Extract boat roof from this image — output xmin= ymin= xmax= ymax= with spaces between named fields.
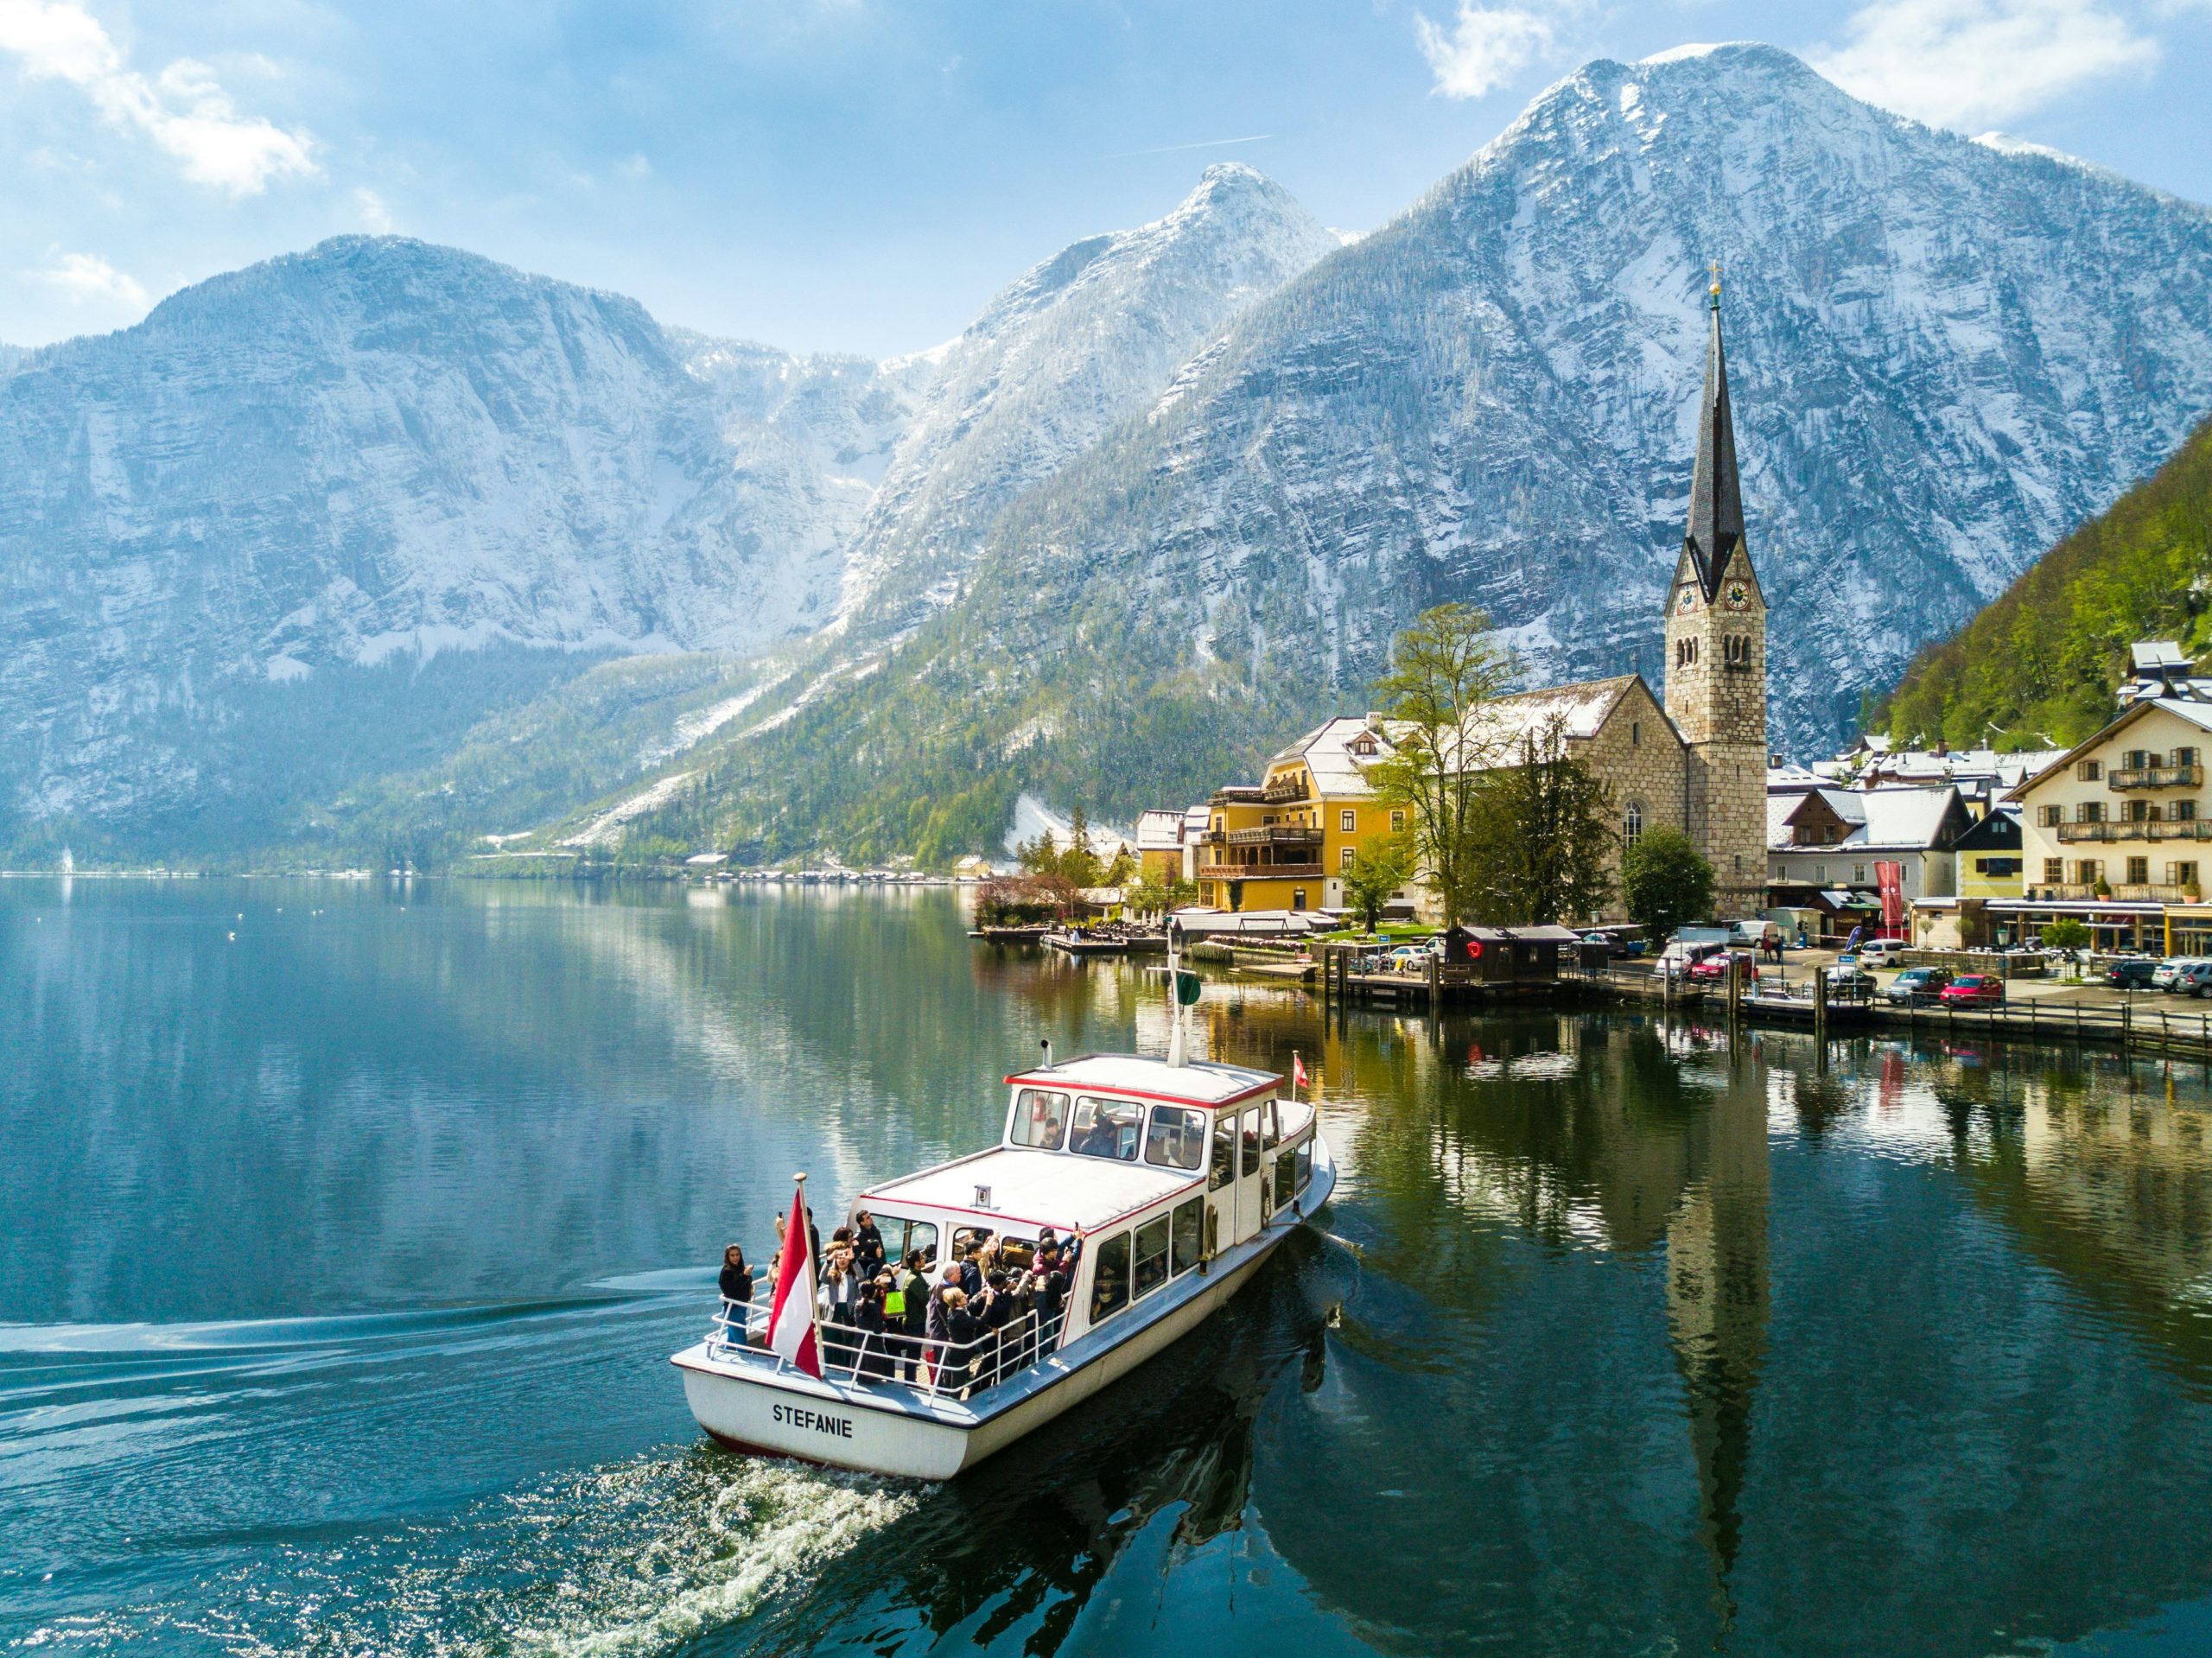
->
xmin=1001 ymin=1054 xmax=1280 ymax=1109
xmin=862 ymin=1146 xmax=1198 ymax=1233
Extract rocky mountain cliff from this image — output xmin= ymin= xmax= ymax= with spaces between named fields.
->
xmin=838 ymin=163 xmax=1341 ymax=626
xmin=0 ymin=237 xmax=924 ymax=836
xmin=666 ymin=42 xmax=2212 ymax=863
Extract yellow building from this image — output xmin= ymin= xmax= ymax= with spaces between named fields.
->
xmin=1194 ymin=717 xmax=1414 ymax=913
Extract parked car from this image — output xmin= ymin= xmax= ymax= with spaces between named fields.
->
xmin=1688 ymin=950 xmax=1758 ymax=983
xmin=2105 ymin=958 xmax=2159 ymax=991
xmin=1939 ymin=974 xmax=2005 ymax=1006
xmin=2176 ymin=962 xmax=2212 ymax=999
xmin=1827 ymin=954 xmax=1865 ymax=981
xmin=1382 ymin=943 xmax=1438 ymax=973
xmin=1858 ymin=937 xmax=1909 ymax=967
xmin=2156 ymin=958 xmax=2202 ymax=992
xmin=1886 ymin=967 xmax=1955 ymax=1005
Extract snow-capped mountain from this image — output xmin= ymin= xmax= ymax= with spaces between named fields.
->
xmin=839 ymin=163 xmax=1339 ymax=624
xmin=675 ymin=42 xmax=2212 ymax=858
xmin=0 ymin=237 xmax=926 ymax=825
xmin=13 ymin=41 xmax=2212 ymax=863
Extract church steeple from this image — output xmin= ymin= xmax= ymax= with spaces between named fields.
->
xmin=1683 ymin=264 xmax=1745 ymax=602
xmin=1662 ymin=264 xmax=1767 ymax=916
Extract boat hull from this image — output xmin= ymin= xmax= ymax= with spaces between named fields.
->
xmin=677 ymin=1138 xmax=1336 ymax=1479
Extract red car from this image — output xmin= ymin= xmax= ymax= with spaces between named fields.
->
xmin=1689 ymin=950 xmax=1758 ymax=983
xmin=1939 ymin=974 xmax=2005 ymax=1006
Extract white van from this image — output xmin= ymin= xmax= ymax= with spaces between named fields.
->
xmin=1727 ymin=918 xmax=1781 ymax=951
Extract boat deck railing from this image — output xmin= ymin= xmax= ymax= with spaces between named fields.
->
xmin=705 ymin=1289 xmax=1065 ymax=1404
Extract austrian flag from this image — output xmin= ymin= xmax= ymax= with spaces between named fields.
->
xmin=766 ymin=1181 xmax=822 ymax=1378
xmin=1292 ymin=1051 xmax=1308 ymax=1093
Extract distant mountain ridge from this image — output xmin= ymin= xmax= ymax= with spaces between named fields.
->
xmin=0 ymin=235 xmax=926 ymax=836
xmin=8 ymin=41 xmax=2212 ymax=867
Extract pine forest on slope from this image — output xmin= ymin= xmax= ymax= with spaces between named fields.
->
xmin=1878 ymin=414 xmax=2212 ymax=752
xmin=4 ymin=43 xmax=2212 ymax=868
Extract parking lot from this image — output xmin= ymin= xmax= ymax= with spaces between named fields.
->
xmin=1641 ymin=947 xmax=2186 ymax=1013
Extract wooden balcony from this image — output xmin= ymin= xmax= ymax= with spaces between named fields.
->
xmin=1197 ymin=861 xmax=1326 ymax=882
xmin=2054 ymin=819 xmax=2212 ymax=842
xmin=2109 ymin=764 xmax=2205 ymax=790
xmin=1260 ymin=776 xmax=1309 ymax=804
xmin=1221 ymin=825 xmax=1324 ymax=848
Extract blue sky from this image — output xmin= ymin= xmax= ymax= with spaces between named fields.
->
xmin=3 ymin=0 xmax=2209 ymax=355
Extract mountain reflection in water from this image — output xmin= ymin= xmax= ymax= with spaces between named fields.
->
xmin=3 ymin=881 xmax=2212 ymax=1657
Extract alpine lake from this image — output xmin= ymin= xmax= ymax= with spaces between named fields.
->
xmin=5 ymin=878 xmax=2212 ymax=1658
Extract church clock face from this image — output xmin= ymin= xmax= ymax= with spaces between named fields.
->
xmin=1724 ymin=580 xmax=1751 ymax=612
xmin=1675 ymin=588 xmax=1697 ymax=613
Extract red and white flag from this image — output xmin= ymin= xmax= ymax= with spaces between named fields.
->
xmin=765 ymin=1182 xmax=821 ymax=1378
xmin=1292 ymin=1051 xmax=1308 ymax=1094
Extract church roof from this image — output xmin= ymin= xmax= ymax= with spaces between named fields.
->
xmin=1441 ymin=674 xmax=1649 ymax=771
xmin=1682 ymin=280 xmax=1746 ymax=602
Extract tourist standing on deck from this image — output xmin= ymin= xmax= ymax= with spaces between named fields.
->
xmin=717 ymin=1245 xmax=753 ymax=1344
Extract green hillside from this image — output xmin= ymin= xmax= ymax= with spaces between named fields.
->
xmin=1878 ymin=414 xmax=2212 ymax=749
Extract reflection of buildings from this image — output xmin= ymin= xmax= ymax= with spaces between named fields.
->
xmin=1961 ymin=1074 xmax=2212 ymax=1380
xmin=1663 ymin=1055 xmax=1770 ymax=1626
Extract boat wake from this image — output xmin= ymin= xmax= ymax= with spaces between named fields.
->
xmin=2 ymin=1293 xmax=918 ymax=1657
xmin=22 ymin=1450 xmax=917 ymax=1658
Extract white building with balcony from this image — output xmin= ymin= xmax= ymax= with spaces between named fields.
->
xmin=1996 ymin=696 xmax=2212 ymax=953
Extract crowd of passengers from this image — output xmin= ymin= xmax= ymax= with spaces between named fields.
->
xmin=715 ymin=1208 xmax=1082 ymax=1398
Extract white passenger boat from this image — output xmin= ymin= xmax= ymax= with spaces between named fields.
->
xmin=672 ymin=1048 xmax=1335 ymax=1479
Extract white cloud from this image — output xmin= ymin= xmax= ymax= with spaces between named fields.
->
xmin=31 ymin=250 xmax=146 ymax=310
xmin=1809 ymin=0 xmax=2158 ymax=130
xmin=353 ymin=186 xmax=392 ymax=232
xmin=1414 ymin=3 xmax=1557 ymax=98
xmin=0 ymin=0 xmax=318 ymax=195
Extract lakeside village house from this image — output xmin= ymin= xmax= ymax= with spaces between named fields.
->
xmin=1144 ymin=274 xmax=1773 ymax=927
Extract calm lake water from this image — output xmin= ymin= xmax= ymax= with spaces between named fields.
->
xmin=5 ymin=880 xmax=2212 ymax=1657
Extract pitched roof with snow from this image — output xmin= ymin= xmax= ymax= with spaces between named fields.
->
xmin=1267 ymin=715 xmax=1395 ymax=797
xmin=1135 ymin=809 xmax=1185 ymax=851
xmin=1769 ymin=785 xmax=1961 ymax=851
xmin=1433 ymin=675 xmax=1653 ymax=772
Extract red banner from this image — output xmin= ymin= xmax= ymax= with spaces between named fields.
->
xmin=1876 ymin=860 xmax=1905 ymax=936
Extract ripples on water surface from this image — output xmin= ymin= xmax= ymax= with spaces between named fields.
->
xmin=3 ymin=880 xmax=2212 ymax=1656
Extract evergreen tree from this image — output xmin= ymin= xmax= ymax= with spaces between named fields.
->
xmin=1465 ymin=716 xmax=1616 ymax=924
xmin=1621 ymin=828 xmax=1715 ymax=943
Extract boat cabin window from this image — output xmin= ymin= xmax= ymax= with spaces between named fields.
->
xmin=1010 ymin=1088 xmax=1070 ymax=1151
xmin=1274 ymin=1149 xmax=1297 ymax=1211
xmin=1262 ymin=1097 xmax=1281 ymax=1152
xmin=1133 ymin=1213 xmax=1172 ymax=1298
xmin=1240 ymin=1107 xmax=1262 ymax=1178
xmin=1089 ymin=1231 xmax=1132 ymax=1324
xmin=1171 ymin=1196 xmax=1204 ymax=1275
xmin=1071 ymin=1096 xmax=1145 ymax=1161
xmin=1294 ymin=1139 xmax=1313 ymax=1196
xmin=1145 ymin=1104 xmax=1207 ymax=1172
xmin=1210 ymin=1115 xmax=1236 ymax=1191
xmin=877 ymin=1217 xmax=939 ymax=1270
